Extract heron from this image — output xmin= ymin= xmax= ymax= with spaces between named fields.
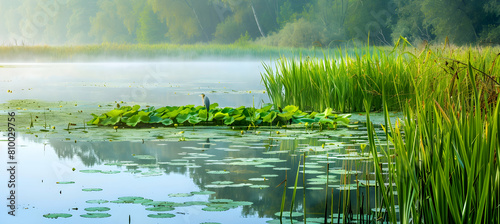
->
xmin=200 ymin=93 xmax=210 ymax=111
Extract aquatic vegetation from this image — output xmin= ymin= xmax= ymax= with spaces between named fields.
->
xmin=364 ymin=54 xmax=500 ymax=223
xmin=262 ymin=42 xmax=500 ymax=113
xmin=147 ymin=213 xmax=176 ymax=218
xmin=56 ymin=181 xmax=75 ymax=184
xmin=43 ymin=213 xmax=72 ymax=219
xmin=80 ymin=213 xmax=111 ymax=218
xmin=82 ymin=188 xmax=103 ymax=192
xmin=85 ymin=199 xmax=109 ymax=204
xmin=84 ymin=207 xmax=110 ymax=212
xmin=88 ymin=104 xmax=350 ymax=128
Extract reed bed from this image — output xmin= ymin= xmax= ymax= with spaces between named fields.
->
xmin=362 ymin=46 xmax=500 ymax=223
xmin=264 ymin=40 xmax=499 ymax=223
xmin=262 ymin=42 xmax=500 ymax=113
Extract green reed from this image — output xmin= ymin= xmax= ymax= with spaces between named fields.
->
xmin=365 ymin=49 xmax=500 ymax=223
xmin=262 ymin=41 xmax=500 ymax=113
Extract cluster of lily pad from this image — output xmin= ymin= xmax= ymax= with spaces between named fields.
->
xmin=88 ymin=104 xmax=351 ymax=127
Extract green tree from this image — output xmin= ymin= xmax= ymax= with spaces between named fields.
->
xmin=136 ymin=5 xmax=168 ymax=44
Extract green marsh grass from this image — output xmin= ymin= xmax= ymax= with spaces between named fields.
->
xmin=364 ymin=48 xmax=500 ymax=223
xmin=262 ymin=43 xmax=500 ymax=113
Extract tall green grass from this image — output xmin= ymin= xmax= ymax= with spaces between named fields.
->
xmin=262 ymin=42 xmax=500 ymax=113
xmin=363 ymin=46 xmax=500 ymax=223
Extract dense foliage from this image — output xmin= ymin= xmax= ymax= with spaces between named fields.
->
xmin=88 ymin=104 xmax=351 ymax=128
xmin=262 ymin=40 xmax=500 ymax=112
xmin=1 ymin=0 xmax=498 ymax=46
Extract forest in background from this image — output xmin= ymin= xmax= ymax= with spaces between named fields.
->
xmin=0 ymin=0 xmax=499 ymax=47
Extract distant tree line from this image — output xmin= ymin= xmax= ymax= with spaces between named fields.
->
xmin=0 ymin=0 xmax=498 ymax=46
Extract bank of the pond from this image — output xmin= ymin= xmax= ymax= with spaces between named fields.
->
xmin=0 ymin=43 xmax=333 ymax=62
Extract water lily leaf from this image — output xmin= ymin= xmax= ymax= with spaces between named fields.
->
xmin=132 ymin=105 xmax=140 ymax=111
xmin=202 ymin=206 xmax=230 ymax=212
xmin=223 ymin=116 xmax=235 ymax=125
xmin=118 ymin=196 xmax=144 ymax=201
xmin=262 ymin=111 xmax=277 ymax=123
xmin=221 ymin=107 xmax=234 ymax=114
xmin=191 ymin=191 xmax=216 ymax=195
xmin=198 ymin=109 xmax=208 ymax=120
xmin=80 ymin=213 xmax=111 ymax=218
xmin=188 ymin=116 xmax=202 ymax=125
xmin=43 ymin=213 xmax=72 ymax=219
xmin=56 ymin=181 xmax=75 ymax=184
xmin=209 ymin=199 xmax=233 ymax=203
xmin=319 ymin=117 xmax=334 ymax=125
xmin=229 ymin=201 xmax=254 ymax=206
xmin=160 ymin=118 xmax=173 ymax=126
xmin=282 ymin=105 xmax=299 ymax=113
xmin=274 ymin=211 xmax=303 ymax=217
xmin=146 ymin=206 xmax=175 ymax=211
xmin=126 ymin=115 xmax=141 ymax=127
xmin=249 ymin=185 xmax=270 ymax=188
xmin=80 ymin=169 xmax=101 ymax=173
xmin=336 ymin=117 xmax=350 ymax=125
xmin=233 ymin=114 xmax=245 ymax=121
xmin=106 ymin=109 xmax=124 ymax=117
xmin=176 ymin=114 xmax=190 ymax=124
xmin=257 ymin=104 xmax=273 ymax=113
xmin=184 ymin=201 xmax=209 ymax=206
xmin=101 ymin=116 xmax=121 ymax=125
xmin=84 ymin=207 xmax=110 ymax=212
xmin=147 ymin=213 xmax=175 ymax=218
xmin=209 ymin=103 xmax=218 ymax=110
xmin=148 ymin=116 xmax=162 ymax=123
xmin=213 ymin=112 xmax=228 ymax=120
xmin=86 ymin=199 xmax=108 ymax=204
xmin=168 ymin=193 xmax=193 ymax=197
xmin=165 ymin=110 xmax=180 ymax=119
xmin=82 ymin=188 xmax=103 ymax=192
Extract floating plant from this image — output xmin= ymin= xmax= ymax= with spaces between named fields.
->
xmin=84 ymin=207 xmax=110 ymax=212
xmin=43 ymin=213 xmax=72 ymax=219
xmin=147 ymin=213 xmax=175 ymax=218
xmin=80 ymin=213 xmax=111 ymax=218
xmin=82 ymin=188 xmax=103 ymax=192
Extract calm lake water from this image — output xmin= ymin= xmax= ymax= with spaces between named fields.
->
xmin=1 ymin=61 xmax=387 ymax=223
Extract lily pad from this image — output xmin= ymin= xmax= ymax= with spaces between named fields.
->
xmin=202 ymin=206 xmax=230 ymax=212
xmin=168 ymin=193 xmax=193 ymax=197
xmin=274 ymin=211 xmax=303 ymax=217
xmin=249 ymin=185 xmax=270 ymax=188
xmin=82 ymin=188 xmax=103 ymax=192
xmin=86 ymin=199 xmax=109 ymax=204
xmin=146 ymin=206 xmax=175 ymax=211
xmin=209 ymin=199 xmax=233 ymax=203
xmin=118 ymin=196 xmax=144 ymax=201
xmin=56 ymin=181 xmax=75 ymax=184
xmin=100 ymin=170 xmax=120 ymax=174
xmin=43 ymin=213 xmax=72 ymax=219
xmin=191 ymin=190 xmax=216 ymax=195
xmin=147 ymin=213 xmax=176 ymax=218
xmin=80 ymin=213 xmax=111 ymax=218
xmin=229 ymin=201 xmax=254 ymax=206
xmin=80 ymin=170 xmax=102 ymax=173
xmin=183 ymin=201 xmax=209 ymax=206
xmin=84 ymin=207 xmax=110 ymax=212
